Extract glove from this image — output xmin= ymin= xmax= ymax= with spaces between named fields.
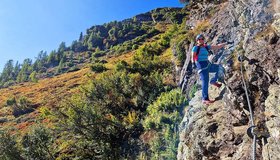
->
xmin=208 ymin=50 xmax=214 ymax=55
xmin=192 ymin=63 xmax=196 ymax=70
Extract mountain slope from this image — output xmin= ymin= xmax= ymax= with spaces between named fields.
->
xmin=0 ymin=7 xmax=186 ymax=158
xmin=1 ymin=1 xmax=278 ymax=159
xmin=0 ymin=7 xmax=187 ymax=88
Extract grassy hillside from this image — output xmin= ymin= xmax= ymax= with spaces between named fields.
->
xmin=0 ymin=51 xmax=140 ymax=130
xmin=0 ymin=7 xmax=196 ymax=159
xmin=0 ymin=8 xmax=187 ymax=88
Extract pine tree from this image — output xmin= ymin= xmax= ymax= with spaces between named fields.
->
xmin=56 ymin=54 xmax=66 ymax=74
xmin=17 ymin=59 xmax=32 ymax=82
xmin=34 ymin=50 xmax=48 ymax=71
xmin=30 ymin=71 xmax=38 ymax=83
xmin=79 ymin=32 xmax=83 ymax=42
xmin=58 ymin=42 xmax=67 ymax=53
xmin=68 ymin=51 xmax=74 ymax=67
xmin=87 ymin=32 xmax=103 ymax=50
xmin=0 ymin=60 xmax=14 ymax=82
xmin=71 ymin=40 xmax=84 ymax=52
xmin=47 ymin=50 xmax=58 ymax=67
xmin=14 ymin=61 xmax=20 ymax=80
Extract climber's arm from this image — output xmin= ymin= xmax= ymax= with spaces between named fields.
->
xmin=191 ymin=46 xmax=198 ymax=63
xmin=211 ymin=42 xmax=227 ymax=51
xmin=191 ymin=51 xmax=197 ymax=69
xmin=191 ymin=51 xmax=195 ymax=63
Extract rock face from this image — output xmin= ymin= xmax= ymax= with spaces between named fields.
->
xmin=178 ymin=87 xmax=258 ymax=159
xmin=272 ymin=0 xmax=280 ymax=35
xmin=263 ymin=85 xmax=280 ymax=160
xmin=178 ymin=0 xmax=280 ymax=159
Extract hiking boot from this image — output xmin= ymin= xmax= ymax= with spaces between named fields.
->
xmin=202 ymin=99 xmax=215 ymax=105
xmin=211 ymin=82 xmax=222 ymax=88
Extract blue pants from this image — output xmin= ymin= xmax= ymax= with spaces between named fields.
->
xmin=195 ymin=61 xmax=220 ymax=100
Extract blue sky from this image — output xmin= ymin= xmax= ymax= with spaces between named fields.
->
xmin=0 ymin=0 xmax=183 ymax=71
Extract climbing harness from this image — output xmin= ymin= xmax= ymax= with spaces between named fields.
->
xmin=238 ymin=54 xmax=257 ymax=160
xmin=197 ymin=62 xmax=211 ymax=74
xmin=180 ymin=41 xmax=233 ymax=99
xmin=194 ymin=44 xmax=217 ymax=74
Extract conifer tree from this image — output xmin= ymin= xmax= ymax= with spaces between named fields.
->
xmin=29 ymin=71 xmax=38 ymax=83
xmin=87 ymin=32 xmax=103 ymax=50
xmin=17 ymin=59 xmax=32 ymax=82
xmin=47 ymin=50 xmax=58 ymax=67
xmin=56 ymin=54 xmax=66 ymax=73
xmin=58 ymin=42 xmax=67 ymax=53
xmin=79 ymin=32 xmax=83 ymax=42
xmin=34 ymin=50 xmax=48 ymax=71
xmin=0 ymin=60 xmax=14 ymax=83
xmin=14 ymin=61 xmax=20 ymax=79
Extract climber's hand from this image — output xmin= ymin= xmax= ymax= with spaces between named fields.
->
xmin=226 ymin=41 xmax=234 ymax=45
xmin=192 ymin=63 xmax=196 ymax=70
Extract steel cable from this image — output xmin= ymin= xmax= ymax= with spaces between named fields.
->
xmin=239 ymin=55 xmax=256 ymax=160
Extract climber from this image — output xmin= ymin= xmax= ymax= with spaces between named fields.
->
xmin=191 ymin=34 xmax=227 ymax=105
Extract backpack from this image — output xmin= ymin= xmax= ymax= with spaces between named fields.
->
xmin=196 ymin=44 xmax=213 ymax=57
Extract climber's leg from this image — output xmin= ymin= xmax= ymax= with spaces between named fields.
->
xmin=199 ymin=69 xmax=209 ymax=100
xmin=209 ymin=63 xmax=223 ymax=88
xmin=196 ymin=61 xmax=210 ymax=100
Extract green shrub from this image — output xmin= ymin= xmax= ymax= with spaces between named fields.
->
xmin=2 ymin=80 xmax=16 ymax=88
xmin=90 ymin=63 xmax=107 ymax=73
xmin=116 ymin=60 xmax=129 ymax=71
xmin=6 ymin=97 xmax=16 ymax=106
xmin=91 ymin=50 xmax=106 ymax=59
xmin=29 ymin=71 xmax=38 ymax=83
xmin=188 ymin=83 xmax=198 ymax=98
xmin=132 ymin=44 xmax=139 ymax=50
xmin=143 ymin=89 xmax=187 ymax=159
xmin=6 ymin=96 xmax=34 ymax=117
xmin=21 ymin=125 xmax=55 ymax=160
xmin=176 ymin=39 xmax=188 ymax=65
xmin=67 ymin=66 xmax=80 ymax=73
xmin=0 ymin=130 xmax=23 ymax=160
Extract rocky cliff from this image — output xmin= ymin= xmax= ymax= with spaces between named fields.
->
xmin=177 ymin=0 xmax=280 ymax=159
